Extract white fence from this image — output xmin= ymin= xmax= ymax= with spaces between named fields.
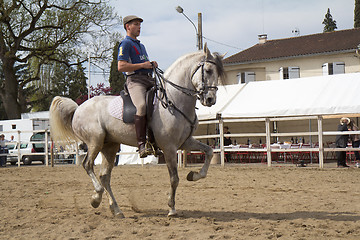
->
xmin=1 ymin=114 xmax=359 ymax=168
xmin=182 ymin=115 xmax=360 ymax=168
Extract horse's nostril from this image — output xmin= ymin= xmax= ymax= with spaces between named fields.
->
xmin=207 ymin=97 xmax=214 ymax=104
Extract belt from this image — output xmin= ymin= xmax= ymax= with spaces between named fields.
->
xmin=129 ymin=72 xmax=152 ymax=77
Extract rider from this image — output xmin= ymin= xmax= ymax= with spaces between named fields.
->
xmin=117 ymin=15 xmax=158 ymax=158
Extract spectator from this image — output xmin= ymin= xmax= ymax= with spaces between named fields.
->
xmin=348 ymin=119 xmax=360 ymax=167
xmin=223 ymin=126 xmax=232 ymax=162
xmin=335 ymin=117 xmax=350 ymax=168
xmin=0 ymin=134 xmax=6 ymax=167
xmin=223 ymin=126 xmax=232 ymax=146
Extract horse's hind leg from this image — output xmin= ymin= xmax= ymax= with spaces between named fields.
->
xmin=181 ymin=137 xmax=213 ymax=181
xmin=82 ymin=144 xmax=104 ymax=209
xmin=99 ymin=143 xmax=124 ymax=218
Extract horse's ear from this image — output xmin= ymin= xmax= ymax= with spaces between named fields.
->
xmin=203 ymin=42 xmax=211 ymax=59
xmin=220 ymin=52 xmax=227 ymax=59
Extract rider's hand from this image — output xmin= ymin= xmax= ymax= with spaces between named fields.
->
xmin=151 ymin=61 xmax=158 ymax=68
xmin=142 ymin=61 xmax=157 ymax=69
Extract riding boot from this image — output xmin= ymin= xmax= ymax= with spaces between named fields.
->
xmin=134 ymin=115 xmax=152 ymax=158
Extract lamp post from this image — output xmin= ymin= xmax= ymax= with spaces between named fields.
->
xmin=176 ymin=6 xmax=203 ymax=50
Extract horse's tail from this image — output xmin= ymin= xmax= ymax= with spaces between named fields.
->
xmin=49 ymin=96 xmax=79 ymax=145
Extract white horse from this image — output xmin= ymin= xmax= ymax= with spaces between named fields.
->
xmin=49 ymin=44 xmax=225 ymax=217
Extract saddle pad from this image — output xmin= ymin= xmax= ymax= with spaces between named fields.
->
xmin=108 ymin=96 xmax=124 ymax=121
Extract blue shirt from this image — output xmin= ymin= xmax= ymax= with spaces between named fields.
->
xmin=117 ymin=36 xmax=152 ymax=75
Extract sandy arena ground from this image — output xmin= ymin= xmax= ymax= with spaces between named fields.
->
xmin=0 ymin=163 xmax=359 ymax=240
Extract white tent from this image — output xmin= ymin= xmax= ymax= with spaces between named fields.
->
xmin=196 ymin=84 xmax=245 ymax=120
xmin=218 ymin=73 xmax=360 ymax=118
xmin=95 ymin=144 xmax=158 ymax=165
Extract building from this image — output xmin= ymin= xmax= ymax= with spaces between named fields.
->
xmin=0 ymin=111 xmax=49 ymax=141
xmin=223 ymin=28 xmax=360 ymax=84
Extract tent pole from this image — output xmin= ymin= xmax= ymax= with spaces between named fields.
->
xmin=219 ymin=119 xmax=225 ymax=167
xmin=265 ymin=118 xmax=272 ymax=166
xmin=317 ymin=116 xmax=324 ymax=168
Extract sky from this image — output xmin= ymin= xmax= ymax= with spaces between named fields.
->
xmin=92 ymin=0 xmax=356 ymax=86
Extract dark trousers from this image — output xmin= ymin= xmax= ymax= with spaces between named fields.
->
xmin=336 ymin=150 xmax=346 ymax=166
xmin=0 ymin=148 xmax=6 ymax=167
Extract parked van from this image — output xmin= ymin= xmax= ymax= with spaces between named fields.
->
xmin=7 ymin=142 xmax=46 ymax=165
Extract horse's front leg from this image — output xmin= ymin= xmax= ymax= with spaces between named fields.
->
xmin=163 ymin=149 xmax=179 ymax=216
xmin=181 ymin=137 xmax=213 ymax=181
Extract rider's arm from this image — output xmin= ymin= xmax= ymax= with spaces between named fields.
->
xmin=117 ymin=60 xmax=158 ymax=72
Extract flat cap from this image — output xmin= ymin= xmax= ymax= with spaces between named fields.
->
xmin=123 ymin=15 xmax=143 ymax=27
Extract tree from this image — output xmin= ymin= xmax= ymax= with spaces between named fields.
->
xmin=30 ymin=60 xmax=88 ymax=111
xmin=355 ymin=0 xmax=360 ymax=28
xmin=322 ymin=8 xmax=337 ymax=32
xmin=76 ymin=83 xmax=112 ymax=105
xmin=109 ymin=41 xmax=126 ymax=95
xmin=0 ymin=0 xmax=119 ymax=119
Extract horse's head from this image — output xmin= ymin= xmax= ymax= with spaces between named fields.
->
xmin=191 ymin=43 xmax=226 ymax=107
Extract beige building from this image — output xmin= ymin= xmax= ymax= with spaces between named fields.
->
xmin=223 ymin=28 xmax=360 ymax=84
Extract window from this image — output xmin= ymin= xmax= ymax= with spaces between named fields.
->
xmin=280 ymin=67 xmax=300 ymax=80
xmin=12 ymin=124 xmax=16 ymax=130
xmin=237 ymin=72 xmax=255 ymax=84
xmin=322 ymin=62 xmax=345 ymax=75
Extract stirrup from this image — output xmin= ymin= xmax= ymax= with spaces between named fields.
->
xmin=146 ymin=141 xmax=163 ymax=157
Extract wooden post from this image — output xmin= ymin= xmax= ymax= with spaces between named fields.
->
xmin=265 ymin=118 xmax=272 ymax=166
xmin=45 ymin=130 xmax=49 ymax=166
xmin=219 ymin=119 xmax=225 ymax=167
xmin=50 ymin=140 xmax=54 ymax=167
xmin=198 ymin=13 xmax=203 ymax=50
xmin=17 ymin=130 xmax=21 ymax=167
xmin=75 ymin=142 xmax=79 ymax=165
xmin=177 ymin=150 xmax=181 ymax=168
xmin=317 ymin=116 xmax=324 ymax=168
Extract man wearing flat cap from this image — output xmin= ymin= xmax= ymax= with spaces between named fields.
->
xmin=117 ymin=15 xmax=158 ymax=158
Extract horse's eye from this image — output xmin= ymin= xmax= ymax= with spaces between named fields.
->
xmin=205 ymin=69 xmax=213 ymax=75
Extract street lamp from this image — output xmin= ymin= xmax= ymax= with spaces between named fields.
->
xmin=176 ymin=6 xmax=203 ymax=50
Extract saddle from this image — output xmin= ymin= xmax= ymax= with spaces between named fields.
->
xmin=120 ymin=86 xmax=156 ymax=124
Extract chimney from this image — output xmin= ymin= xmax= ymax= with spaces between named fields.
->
xmin=258 ymin=34 xmax=267 ymax=44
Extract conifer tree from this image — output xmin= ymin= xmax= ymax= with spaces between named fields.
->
xmin=109 ymin=42 xmax=126 ymax=95
xmin=322 ymin=8 xmax=338 ymax=32
xmin=355 ymin=0 xmax=360 ymax=28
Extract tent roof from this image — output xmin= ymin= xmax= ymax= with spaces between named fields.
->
xmin=196 ymin=84 xmax=245 ymax=120
xmin=196 ymin=73 xmax=360 ymax=119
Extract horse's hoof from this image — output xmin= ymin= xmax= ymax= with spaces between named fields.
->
xmin=110 ymin=205 xmax=124 ymax=218
xmin=187 ymin=171 xmax=202 ymax=181
xmin=114 ymin=211 xmax=125 ymax=218
xmin=186 ymin=171 xmax=195 ymax=181
xmin=91 ymin=198 xmax=101 ymax=208
xmin=168 ymin=209 xmax=177 ymax=217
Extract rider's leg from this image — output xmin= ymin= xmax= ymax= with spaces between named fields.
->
xmin=134 ymin=115 xmax=151 ymax=158
xmin=127 ymin=82 xmax=152 ymax=158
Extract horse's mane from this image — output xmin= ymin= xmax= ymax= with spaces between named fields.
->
xmin=165 ymin=52 xmax=201 ymax=77
xmin=165 ymin=51 xmax=226 ymax=83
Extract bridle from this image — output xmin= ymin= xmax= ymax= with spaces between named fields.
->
xmin=190 ymin=59 xmax=219 ymax=96
xmin=154 ymin=59 xmax=218 ymax=100
xmin=152 ymin=59 xmax=219 ymax=132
